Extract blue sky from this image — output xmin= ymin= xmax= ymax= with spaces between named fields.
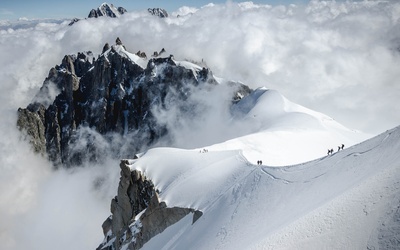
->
xmin=0 ymin=0 xmax=309 ymax=20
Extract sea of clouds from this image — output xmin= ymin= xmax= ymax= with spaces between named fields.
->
xmin=1 ymin=1 xmax=400 ymax=249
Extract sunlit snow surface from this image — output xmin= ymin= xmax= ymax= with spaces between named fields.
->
xmin=211 ymin=88 xmax=370 ymax=166
xmin=130 ymin=126 xmax=400 ymax=250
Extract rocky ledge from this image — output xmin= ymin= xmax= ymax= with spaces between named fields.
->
xmin=97 ymin=160 xmax=202 ymax=250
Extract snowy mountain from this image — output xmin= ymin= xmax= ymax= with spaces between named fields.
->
xmin=17 ymin=35 xmax=368 ymax=168
xmin=69 ymin=3 xmax=127 ymax=25
xmin=3 ymin=2 xmax=400 ymax=250
xmin=147 ymin=8 xmax=169 ymax=18
xmin=16 ymin=33 xmax=385 ymax=250
xmin=98 ymin=124 xmax=399 ymax=250
xmin=94 ymin=69 xmax=376 ymax=249
xmin=88 ymin=3 xmax=127 ymax=18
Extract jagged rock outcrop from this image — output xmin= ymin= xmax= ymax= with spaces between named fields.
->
xmin=17 ymin=103 xmax=46 ymax=155
xmin=97 ymin=160 xmax=202 ymax=250
xmin=17 ymin=38 xmax=248 ymax=167
xmin=68 ymin=18 xmax=80 ymax=26
xmin=148 ymin=8 xmax=168 ymax=18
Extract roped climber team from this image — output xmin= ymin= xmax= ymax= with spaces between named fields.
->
xmin=327 ymin=144 xmax=344 ymax=155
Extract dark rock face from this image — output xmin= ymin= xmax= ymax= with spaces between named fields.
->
xmin=17 ymin=40 xmax=245 ymax=167
xmin=148 ymin=8 xmax=169 ymax=18
xmin=97 ymin=160 xmax=202 ymax=250
xmin=68 ymin=18 xmax=80 ymax=26
xmin=117 ymin=7 xmax=127 ymax=15
xmin=17 ymin=104 xmax=46 ymax=155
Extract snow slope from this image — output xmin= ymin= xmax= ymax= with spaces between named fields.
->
xmin=210 ymin=88 xmax=370 ymax=166
xmin=128 ymin=124 xmax=400 ymax=250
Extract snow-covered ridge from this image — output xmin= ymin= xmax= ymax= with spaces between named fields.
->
xmin=210 ymin=88 xmax=370 ymax=166
xmin=98 ymin=85 xmax=375 ymax=249
xmin=124 ymin=125 xmax=400 ymax=249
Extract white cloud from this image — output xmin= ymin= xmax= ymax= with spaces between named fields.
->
xmin=0 ymin=1 xmax=400 ymax=249
xmin=171 ymin=6 xmax=199 ymax=17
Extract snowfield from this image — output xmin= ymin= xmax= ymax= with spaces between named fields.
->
xmin=210 ymin=88 xmax=370 ymax=166
xmin=127 ymin=124 xmax=400 ymax=250
xmin=120 ymin=87 xmax=394 ymax=250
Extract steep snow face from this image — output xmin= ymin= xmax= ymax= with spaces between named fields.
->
xmin=211 ymin=88 xmax=370 ymax=166
xmin=129 ymin=125 xmax=400 ymax=250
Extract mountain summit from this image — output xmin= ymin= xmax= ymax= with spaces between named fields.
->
xmin=69 ymin=3 xmax=127 ymax=25
xmin=88 ymin=3 xmax=127 ymax=18
xmin=148 ymin=8 xmax=168 ymax=18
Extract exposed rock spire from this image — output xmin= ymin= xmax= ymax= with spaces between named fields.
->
xmin=102 ymin=42 xmax=110 ymax=54
xmin=116 ymin=37 xmax=122 ymax=45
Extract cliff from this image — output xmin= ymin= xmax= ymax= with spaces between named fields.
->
xmin=97 ymin=160 xmax=202 ymax=250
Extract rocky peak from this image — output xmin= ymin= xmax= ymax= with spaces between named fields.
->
xmin=115 ymin=37 xmax=122 ymax=45
xmin=70 ymin=3 xmax=127 ymax=26
xmin=102 ymin=43 xmax=111 ymax=54
xmin=17 ymin=39 xmax=248 ymax=167
xmin=148 ymin=8 xmax=169 ymax=18
xmin=89 ymin=3 xmax=127 ymax=18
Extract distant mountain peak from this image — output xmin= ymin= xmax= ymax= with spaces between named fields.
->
xmin=148 ymin=8 xmax=169 ymax=18
xmin=69 ymin=2 xmax=127 ymax=25
xmin=88 ymin=2 xmax=127 ymax=18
